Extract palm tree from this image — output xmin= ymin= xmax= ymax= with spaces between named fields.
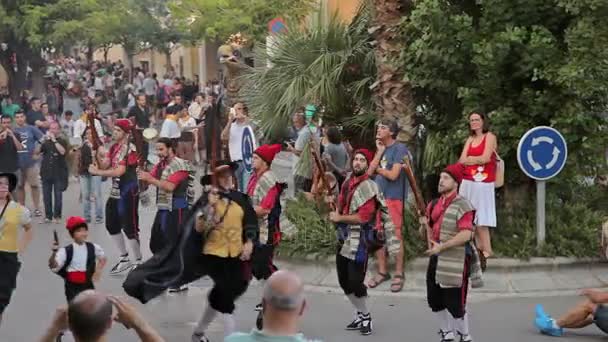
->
xmin=371 ymin=0 xmax=416 ymax=143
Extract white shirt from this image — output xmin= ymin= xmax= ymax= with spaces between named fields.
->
xmin=228 ymin=121 xmax=256 ymax=161
xmin=53 ymin=242 xmax=104 ymax=273
xmin=73 ymin=118 xmax=104 ymax=139
xmin=143 ymin=78 xmax=157 ymax=96
xmin=94 ymin=77 xmax=104 ymax=91
xmin=178 ymin=117 xmax=197 ymax=130
xmin=160 ymin=119 xmax=181 ymax=139
xmin=188 ymin=102 xmax=205 ymax=120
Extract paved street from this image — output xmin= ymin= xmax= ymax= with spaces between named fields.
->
xmin=1 ymin=175 xmax=606 ymax=341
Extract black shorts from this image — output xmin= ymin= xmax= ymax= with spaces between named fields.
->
xmin=595 ymin=304 xmax=608 ymax=334
xmin=150 ymin=208 xmax=190 ymax=254
xmin=203 ymin=254 xmax=249 ymax=314
xmin=336 ymin=253 xmax=367 ymax=298
xmin=0 ymin=251 xmax=21 ymax=314
xmin=426 ymin=255 xmax=470 ymax=319
xmin=65 ymin=282 xmax=95 ymax=303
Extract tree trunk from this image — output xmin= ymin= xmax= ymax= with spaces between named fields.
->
xmin=371 ymin=0 xmax=416 ymax=144
xmin=127 ymin=54 xmax=135 ymax=82
xmin=103 ymin=47 xmax=110 ymax=64
xmin=165 ymin=50 xmax=172 ymax=74
xmin=86 ymin=41 xmax=94 ymax=64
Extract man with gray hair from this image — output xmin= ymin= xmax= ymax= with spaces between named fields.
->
xmin=40 ymin=290 xmax=164 ymax=342
xmin=225 ymin=270 xmax=321 ymax=342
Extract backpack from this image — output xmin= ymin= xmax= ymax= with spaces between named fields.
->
xmin=56 ymin=242 xmax=96 ymax=283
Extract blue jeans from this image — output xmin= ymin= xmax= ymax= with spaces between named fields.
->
xmin=42 ymin=178 xmax=63 ymax=220
xmin=80 ymin=175 xmax=103 ymax=221
xmin=235 ymin=160 xmax=252 ymax=192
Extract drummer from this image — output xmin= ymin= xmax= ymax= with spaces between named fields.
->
xmin=176 ymin=105 xmax=198 ymax=162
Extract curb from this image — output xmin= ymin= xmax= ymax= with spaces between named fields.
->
xmin=273 ymin=256 xmax=608 ymax=297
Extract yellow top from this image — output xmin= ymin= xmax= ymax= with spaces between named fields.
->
xmin=0 ymin=201 xmax=31 ymax=253
xmin=203 ymin=199 xmax=244 ymax=258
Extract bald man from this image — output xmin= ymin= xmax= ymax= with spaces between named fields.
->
xmin=40 ymin=290 xmax=164 ymax=342
xmin=226 ymin=270 xmax=321 ymax=342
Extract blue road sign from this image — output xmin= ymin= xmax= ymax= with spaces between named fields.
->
xmin=517 ymin=126 xmax=568 ymax=180
xmin=242 ymin=126 xmax=256 ymax=173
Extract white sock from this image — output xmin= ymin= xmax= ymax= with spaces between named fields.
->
xmin=436 ymin=309 xmax=451 ymax=332
xmin=223 ymin=314 xmax=236 ymax=337
xmin=347 ymin=294 xmax=369 ymax=315
xmin=194 ymin=306 xmax=218 ymax=334
xmin=111 ymin=234 xmax=128 ymax=256
xmin=128 ymin=238 xmax=142 ymax=260
xmin=454 ymin=313 xmax=470 ymax=336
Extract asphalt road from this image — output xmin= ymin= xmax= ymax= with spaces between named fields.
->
xmin=1 ymin=172 xmax=606 ymax=341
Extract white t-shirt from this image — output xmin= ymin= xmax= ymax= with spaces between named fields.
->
xmin=52 ymin=242 xmax=105 ymax=273
xmin=179 ymin=117 xmax=197 ymax=130
xmin=160 ymin=119 xmax=181 ymax=139
xmin=188 ymin=102 xmax=206 ymax=120
xmin=143 ymin=78 xmax=157 ymax=96
xmin=94 ymin=77 xmax=104 ymax=91
xmin=73 ymin=118 xmax=104 ymax=139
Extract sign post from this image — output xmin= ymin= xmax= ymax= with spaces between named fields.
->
xmin=517 ymin=126 xmax=568 ymax=249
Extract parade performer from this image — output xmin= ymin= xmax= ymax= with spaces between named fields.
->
xmin=0 ymin=172 xmax=33 ymax=327
xmin=328 ymin=149 xmax=400 ymax=336
xmin=49 ymin=216 xmax=106 ymax=302
xmin=191 ymin=161 xmax=258 ymax=341
xmin=246 ymin=144 xmax=294 ymax=312
xmin=137 ymin=137 xmax=195 ymax=255
xmin=137 ymin=137 xmax=195 ymax=293
xmin=420 ymin=163 xmax=483 ymax=342
xmin=89 ymin=119 xmax=142 ymax=274
xmin=535 ymin=289 xmax=608 ymax=337
xmin=122 ymin=161 xmax=258 ymax=341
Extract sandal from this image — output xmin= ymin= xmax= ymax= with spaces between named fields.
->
xmin=390 ymin=274 xmax=405 ymax=293
xmin=367 ymin=272 xmax=390 ymax=288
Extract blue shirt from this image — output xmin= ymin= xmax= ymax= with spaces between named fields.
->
xmin=226 ymin=330 xmax=322 ymax=342
xmin=375 ymin=142 xmax=409 ymax=201
xmin=14 ymin=125 xmax=44 ymax=169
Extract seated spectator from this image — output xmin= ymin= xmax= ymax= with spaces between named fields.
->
xmin=225 ymin=270 xmax=321 ymax=342
xmin=40 ymin=290 xmax=164 ymax=342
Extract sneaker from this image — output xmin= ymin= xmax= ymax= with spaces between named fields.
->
xmin=129 ymin=259 xmax=142 ymax=272
xmin=34 ymin=209 xmax=42 ymax=217
xmin=95 ymin=217 xmax=104 ymax=224
xmin=109 ymin=256 xmax=132 ymax=275
xmin=359 ymin=313 xmax=372 ymax=336
xmin=168 ymin=284 xmax=189 ymax=293
xmin=439 ymin=330 xmax=455 ymax=342
xmin=346 ymin=312 xmax=363 ymax=330
xmin=41 ymin=218 xmax=51 ymax=224
xmin=534 ymin=304 xmax=563 ymax=337
xmin=254 ymin=303 xmax=263 ymax=312
xmin=53 ymin=218 xmax=61 ymax=224
xmin=458 ymin=332 xmax=473 ymax=342
xmin=191 ymin=332 xmax=210 ymax=342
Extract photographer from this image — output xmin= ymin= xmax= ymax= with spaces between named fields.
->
xmin=35 ymin=122 xmax=69 ymax=224
xmin=0 ymin=115 xmax=24 ymax=175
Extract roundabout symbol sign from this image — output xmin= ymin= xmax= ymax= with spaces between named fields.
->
xmin=241 ymin=126 xmax=256 ymax=173
xmin=517 ymin=126 xmax=567 ymax=181
xmin=517 ymin=126 xmax=568 ymax=249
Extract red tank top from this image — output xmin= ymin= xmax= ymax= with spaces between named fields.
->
xmin=463 ymin=134 xmax=496 ymax=183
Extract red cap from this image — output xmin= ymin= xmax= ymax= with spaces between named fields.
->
xmin=443 ymin=163 xmax=465 ymax=184
xmin=66 ymin=216 xmax=88 ymax=231
xmin=354 ymin=148 xmax=374 ymax=164
xmin=115 ymin=119 xmax=133 ymax=133
xmin=254 ymin=144 xmax=282 ymax=165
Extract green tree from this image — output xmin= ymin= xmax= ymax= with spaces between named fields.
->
xmin=169 ymin=0 xmax=317 ymax=43
xmin=398 ymin=0 xmax=608 ymax=184
xmin=240 ymin=7 xmax=376 ymax=143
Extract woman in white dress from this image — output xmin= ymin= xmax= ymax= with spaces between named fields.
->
xmin=458 ymin=112 xmax=498 ymax=262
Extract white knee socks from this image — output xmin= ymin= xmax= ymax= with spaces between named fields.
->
xmin=111 ymin=234 xmax=128 ymax=256
xmin=223 ymin=314 xmax=236 ymax=337
xmin=347 ymin=294 xmax=369 ymax=315
xmin=194 ymin=306 xmax=218 ymax=334
xmin=436 ymin=309 xmax=452 ymax=332
xmin=454 ymin=313 xmax=471 ymax=336
xmin=128 ymin=238 xmax=142 ymax=260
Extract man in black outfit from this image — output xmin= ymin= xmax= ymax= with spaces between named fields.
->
xmin=0 ymin=115 xmax=23 ymax=175
xmin=127 ymin=94 xmax=152 ymax=162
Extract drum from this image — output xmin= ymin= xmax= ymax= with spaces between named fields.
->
xmin=143 ymin=128 xmax=158 ymax=141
